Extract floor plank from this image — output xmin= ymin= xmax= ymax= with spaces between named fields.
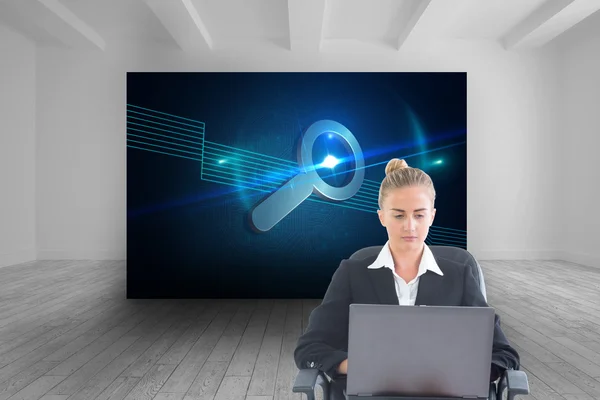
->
xmin=246 ymin=301 xmax=287 ymax=397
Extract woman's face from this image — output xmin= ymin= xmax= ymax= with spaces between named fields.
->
xmin=377 ymin=186 xmax=436 ymax=251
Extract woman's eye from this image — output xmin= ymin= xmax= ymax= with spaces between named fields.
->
xmin=416 ymin=215 xmax=424 ymax=219
xmin=394 ymin=215 xmax=403 ymax=219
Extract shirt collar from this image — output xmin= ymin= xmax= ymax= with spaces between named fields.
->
xmin=366 ymin=241 xmax=444 ymax=277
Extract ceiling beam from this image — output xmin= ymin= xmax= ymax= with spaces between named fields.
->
xmin=144 ymin=0 xmax=213 ymax=51
xmin=4 ymin=0 xmax=106 ymax=50
xmin=502 ymin=0 xmax=600 ymax=49
xmin=397 ymin=0 xmax=433 ymax=50
xmin=287 ymin=0 xmax=327 ymax=52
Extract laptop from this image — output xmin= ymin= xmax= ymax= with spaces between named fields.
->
xmin=345 ymin=304 xmax=495 ymax=400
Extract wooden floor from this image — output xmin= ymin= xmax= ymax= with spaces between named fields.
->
xmin=0 ymin=260 xmax=599 ymax=400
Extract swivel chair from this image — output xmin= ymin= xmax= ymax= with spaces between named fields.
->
xmin=292 ymin=245 xmax=529 ymax=400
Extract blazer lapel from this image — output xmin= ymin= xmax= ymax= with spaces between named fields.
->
xmin=367 ymin=268 xmax=399 ymax=305
xmin=415 ymin=270 xmax=446 ymax=305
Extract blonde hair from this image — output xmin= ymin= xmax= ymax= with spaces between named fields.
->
xmin=378 ymin=158 xmax=436 ymax=209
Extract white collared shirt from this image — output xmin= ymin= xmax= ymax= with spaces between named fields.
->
xmin=367 ymin=242 xmax=444 ymax=305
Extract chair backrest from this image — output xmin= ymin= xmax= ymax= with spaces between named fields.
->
xmin=349 ymin=245 xmax=487 ymax=301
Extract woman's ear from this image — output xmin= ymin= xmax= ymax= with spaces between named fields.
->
xmin=430 ymin=208 xmax=436 ymax=226
xmin=377 ymin=209 xmax=385 ymax=227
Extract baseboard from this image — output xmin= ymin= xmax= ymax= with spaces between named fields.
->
xmin=475 ymin=249 xmax=600 ymax=269
xmin=0 ymin=248 xmax=37 ymax=268
xmin=475 ymin=249 xmax=562 ymax=261
xmin=36 ymin=249 xmax=125 ymax=260
xmin=556 ymin=250 xmax=600 ymax=269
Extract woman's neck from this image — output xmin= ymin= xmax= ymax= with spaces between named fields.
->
xmin=389 ymin=242 xmax=424 ymax=272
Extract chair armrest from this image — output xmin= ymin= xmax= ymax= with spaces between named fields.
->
xmin=488 ymin=382 xmax=497 ymax=400
xmin=293 ymin=368 xmax=330 ymax=400
xmin=293 ymin=368 xmax=320 ymax=394
xmin=497 ymin=369 xmax=530 ymax=400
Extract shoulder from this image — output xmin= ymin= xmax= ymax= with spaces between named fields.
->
xmin=339 ymin=256 xmax=378 ymax=269
xmin=335 ymin=256 xmax=379 ymax=277
xmin=428 ymin=246 xmax=475 ymax=278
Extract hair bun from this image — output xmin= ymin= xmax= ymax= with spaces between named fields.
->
xmin=385 ymin=158 xmax=409 ymax=175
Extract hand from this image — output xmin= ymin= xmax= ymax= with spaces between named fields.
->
xmin=337 ymin=359 xmax=348 ymax=374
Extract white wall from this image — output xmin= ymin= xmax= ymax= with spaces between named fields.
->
xmin=555 ymin=11 xmax=600 ymax=269
xmin=0 ymin=26 xmax=36 ymax=268
xmin=35 ymin=39 xmax=562 ymax=261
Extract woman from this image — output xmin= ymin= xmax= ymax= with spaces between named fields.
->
xmin=294 ymin=158 xmax=519 ymax=399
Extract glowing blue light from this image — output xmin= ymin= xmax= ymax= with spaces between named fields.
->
xmin=321 ymin=155 xmax=340 ymax=169
xmin=218 ymin=159 xmax=226 ymax=164
xmin=434 ymin=159 xmax=443 ymax=165
xmin=328 ymin=133 xmax=333 ymax=139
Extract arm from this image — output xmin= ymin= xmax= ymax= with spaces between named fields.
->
xmin=294 ymin=261 xmax=352 ymax=379
xmin=461 ymin=266 xmax=520 ymax=380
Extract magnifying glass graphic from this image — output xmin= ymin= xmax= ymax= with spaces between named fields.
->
xmin=250 ymin=119 xmax=365 ymax=232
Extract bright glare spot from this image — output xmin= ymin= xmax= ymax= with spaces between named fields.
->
xmin=218 ymin=159 xmax=226 ymax=164
xmin=321 ymin=155 xmax=340 ymax=169
xmin=434 ymin=159 xmax=443 ymax=165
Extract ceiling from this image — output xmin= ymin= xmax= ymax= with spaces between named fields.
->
xmin=0 ymin=0 xmax=598 ymax=53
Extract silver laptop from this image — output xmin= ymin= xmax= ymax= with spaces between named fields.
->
xmin=346 ymin=304 xmax=495 ymax=399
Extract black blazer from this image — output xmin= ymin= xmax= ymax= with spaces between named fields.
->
xmin=293 ymin=254 xmax=520 ymax=380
